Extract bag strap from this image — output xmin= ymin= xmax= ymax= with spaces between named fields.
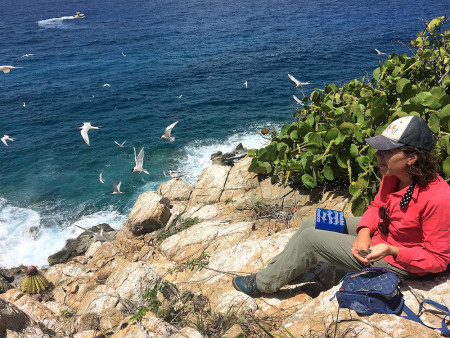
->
xmin=401 ymin=299 xmax=450 ymax=336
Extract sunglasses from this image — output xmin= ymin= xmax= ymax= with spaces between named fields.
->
xmin=378 ymin=206 xmax=390 ymax=235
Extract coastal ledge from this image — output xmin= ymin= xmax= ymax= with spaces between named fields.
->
xmin=1 ymin=156 xmax=449 ymax=337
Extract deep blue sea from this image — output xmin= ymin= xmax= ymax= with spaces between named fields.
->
xmin=0 ymin=0 xmax=447 ymax=268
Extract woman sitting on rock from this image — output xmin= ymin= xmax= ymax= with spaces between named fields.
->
xmin=232 ymin=116 xmax=450 ymax=295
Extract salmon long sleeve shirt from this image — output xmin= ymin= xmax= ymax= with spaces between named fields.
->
xmin=356 ymin=174 xmax=450 ymax=276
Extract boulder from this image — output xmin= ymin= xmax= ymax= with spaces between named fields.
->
xmin=188 ymin=165 xmax=231 ymax=206
xmin=48 ymin=223 xmax=116 ymax=265
xmin=124 ymin=191 xmax=172 ymax=236
xmin=157 ymin=178 xmax=193 ymax=201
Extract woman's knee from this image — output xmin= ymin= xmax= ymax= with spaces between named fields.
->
xmin=299 ymin=217 xmax=316 ymax=231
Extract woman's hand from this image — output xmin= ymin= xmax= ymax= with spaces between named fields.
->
xmin=353 ymin=243 xmax=399 ymax=264
xmin=352 ymin=227 xmax=372 ymax=263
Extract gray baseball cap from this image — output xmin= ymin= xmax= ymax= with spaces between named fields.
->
xmin=365 ymin=116 xmax=434 ymax=151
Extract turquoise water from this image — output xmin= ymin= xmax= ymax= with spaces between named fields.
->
xmin=0 ymin=0 xmax=447 ymax=268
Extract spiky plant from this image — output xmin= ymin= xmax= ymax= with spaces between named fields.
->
xmin=21 ymin=265 xmax=50 ymax=294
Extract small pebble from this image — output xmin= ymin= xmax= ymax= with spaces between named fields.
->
xmin=358 ymin=249 xmax=372 ymax=258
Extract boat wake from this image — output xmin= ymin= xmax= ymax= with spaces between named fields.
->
xmin=37 ymin=15 xmax=79 ymax=28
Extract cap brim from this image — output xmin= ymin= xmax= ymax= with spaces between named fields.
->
xmin=365 ymin=135 xmax=404 ymax=150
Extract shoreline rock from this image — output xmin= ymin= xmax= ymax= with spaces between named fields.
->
xmin=1 ymin=156 xmax=448 ymax=337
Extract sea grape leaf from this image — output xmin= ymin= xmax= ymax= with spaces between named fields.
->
xmin=323 ymin=164 xmax=334 ymax=180
xmin=396 ymin=78 xmax=410 ymax=94
xmin=301 ymin=174 xmax=316 ymax=188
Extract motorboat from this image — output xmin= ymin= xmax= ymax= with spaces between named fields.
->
xmin=73 ymin=12 xmax=85 ymax=19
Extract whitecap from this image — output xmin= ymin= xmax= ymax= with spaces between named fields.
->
xmin=176 ymin=123 xmax=277 ymax=185
xmin=0 ymin=198 xmax=126 ymax=269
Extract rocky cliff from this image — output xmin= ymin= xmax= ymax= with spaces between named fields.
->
xmin=1 ymin=157 xmax=449 ymax=337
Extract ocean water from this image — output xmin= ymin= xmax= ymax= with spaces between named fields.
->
xmin=0 ymin=0 xmax=447 ymax=268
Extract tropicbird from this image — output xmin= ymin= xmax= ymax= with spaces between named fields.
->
xmin=163 ymin=169 xmax=185 ymax=179
xmin=288 ymin=73 xmax=310 ymax=87
xmin=114 ymin=139 xmax=127 ymax=148
xmin=23 ymin=102 xmax=26 ymax=108
xmin=1 ymin=135 xmax=14 ymax=146
xmin=160 ymin=121 xmax=179 ymax=142
xmin=375 ymin=48 xmax=386 ymax=55
xmin=73 ymin=224 xmax=107 ymax=241
xmin=122 ymin=52 xmax=126 ymax=57
xmin=132 ymin=147 xmax=149 ymax=174
xmin=0 ymin=66 xmax=23 ymax=74
xmin=293 ymin=95 xmax=304 ymax=105
xmin=112 ymin=181 xmax=123 ymax=194
xmin=78 ymin=122 xmax=101 ymax=146
xmin=103 ymin=83 xmax=111 ymax=87
xmin=244 ymin=80 xmax=248 ymax=89
xmin=177 ymin=94 xmax=183 ymax=99
xmin=99 ymin=172 xmax=105 ymax=184
xmin=21 ymin=54 xmax=34 ymax=58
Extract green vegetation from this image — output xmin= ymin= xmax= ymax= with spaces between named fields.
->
xmin=248 ymin=16 xmax=450 ymax=216
xmin=157 ymin=217 xmax=200 ymax=241
xmin=129 ymin=280 xmax=176 ymax=322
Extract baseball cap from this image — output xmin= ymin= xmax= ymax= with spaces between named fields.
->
xmin=365 ymin=116 xmax=434 ymax=151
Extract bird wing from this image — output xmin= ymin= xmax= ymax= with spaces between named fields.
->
xmin=80 ymin=126 xmax=90 ymax=145
xmin=288 ymin=73 xmax=300 ymax=86
xmin=1 ymin=137 xmax=7 ymax=146
xmin=1 ymin=68 xmax=11 ymax=74
xmin=114 ymin=140 xmax=120 ymax=146
xmin=99 ymin=172 xmax=105 ymax=183
xmin=293 ymin=95 xmax=301 ymax=104
xmin=136 ymin=147 xmax=145 ymax=167
xmin=113 ymin=181 xmax=120 ymax=193
xmin=73 ymin=223 xmax=90 ymax=232
xmin=164 ymin=121 xmax=179 ymax=137
xmin=375 ymin=49 xmax=381 ymax=53
xmin=117 ymin=181 xmax=122 ymax=192
xmin=120 ymin=139 xmax=127 ymax=146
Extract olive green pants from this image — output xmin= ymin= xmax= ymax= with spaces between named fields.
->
xmin=256 ymin=217 xmax=416 ymax=293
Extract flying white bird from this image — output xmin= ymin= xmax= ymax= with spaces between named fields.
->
xmin=23 ymin=102 xmax=26 ymax=108
xmin=163 ymin=169 xmax=185 ymax=179
xmin=103 ymin=83 xmax=111 ymax=87
xmin=375 ymin=49 xmax=386 ymax=55
xmin=244 ymin=80 xmax=248 ymax=89
xmin=160 ymin=121 xmax=179 ymax=142
xmin=1 ymin=135 xmax=14 ymax=146
xmin=99 ymin=172 xmax=105 ymax=184
xmin=132 ymin=147 xmax=149 ymax=174
xmin=121 ymin=52 xmax=126 ymax=57
xmin=21 ymin=54 xmax=34 ymax=58
xmin=288 ymin=73 xmax=310 ymax=87
xmin=177 ymin=94 xmax=183 ymax=99
xmin=0 ymin=66 xmax=23 ymax=74
xmin=293 ymin=95 xmax=304 ymax=105
xmin=112 ymin=181 xmax=123 ymax=194
xmin=73 ymin=224 xmax=107 ymax=241
xmin=114 ymin=139 xmax=127 ymax=147
xmin=78 ymin=122 xmax=100 ymax=146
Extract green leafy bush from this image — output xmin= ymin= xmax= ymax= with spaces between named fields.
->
xmin=248 ymin=16 xmax=450 ymax=216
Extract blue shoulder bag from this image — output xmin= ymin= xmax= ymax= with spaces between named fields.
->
xmin=334 ymin=267 xmax=450 ymax=336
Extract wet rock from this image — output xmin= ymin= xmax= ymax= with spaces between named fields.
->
xmin=211 ymin=143 xmax=247 ymax=166
xmin=48 ymin=223 xmax=115 ymax=266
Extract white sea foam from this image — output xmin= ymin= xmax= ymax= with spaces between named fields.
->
xmin=0 ymin=198 xmax=126 ymax=269
xmin=37 ymin=16 xmax=77 ymax=28
xmin=177 ymin=125 xmax=274 ymax=185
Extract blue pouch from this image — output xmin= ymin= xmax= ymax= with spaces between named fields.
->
xmin=335 ymin=267 xmax=404 ymax=315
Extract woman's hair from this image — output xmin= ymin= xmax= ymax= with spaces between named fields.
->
xmin=401 ymin=146 xmax=439 ymax=187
